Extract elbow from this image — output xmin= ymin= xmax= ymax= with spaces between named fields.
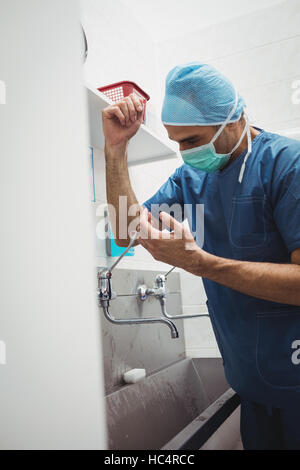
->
xmin=114 ymin=238 xmax=127 ymax=248
xmin=114 ymin=237 xmax=140 ymax=248
xmin=114 ymin=237 xmax=131 ymax=248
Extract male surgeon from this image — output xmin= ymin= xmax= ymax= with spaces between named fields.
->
xmin=102 ymin=62 xmax=300 ymax=450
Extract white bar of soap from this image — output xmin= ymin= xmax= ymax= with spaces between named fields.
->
xmin=123 ymin=368 xmax=146 ymax=384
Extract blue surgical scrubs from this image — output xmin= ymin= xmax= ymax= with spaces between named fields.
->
xmin=142 ymin=127 xmax=300 ymax=449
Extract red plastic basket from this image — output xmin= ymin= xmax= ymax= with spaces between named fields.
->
xmin=97 ymin=81 xmax=150 ymax=123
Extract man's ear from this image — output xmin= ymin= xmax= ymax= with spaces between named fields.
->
xmin=227 ymin=120 xmax=240 ymax=130
xmin=228 ymin=114 xmax=245 ymax=130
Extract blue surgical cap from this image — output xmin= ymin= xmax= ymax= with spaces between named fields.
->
xmin=161 ymin=61 xmax=246 ymax=126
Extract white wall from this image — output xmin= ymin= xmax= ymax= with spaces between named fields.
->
xmin=0 ymin=0 xmax=107 ymax=449
xmin=156 ymin=0 xmax=300 ymax=132
xmin=120 ymin=0 xmax=284 ymax=44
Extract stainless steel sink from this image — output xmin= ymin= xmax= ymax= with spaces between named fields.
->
xmin=105 ymin=357 xmax=242 ymax=450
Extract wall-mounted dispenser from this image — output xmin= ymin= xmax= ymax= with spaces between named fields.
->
xmin=104 ymin=209 xmax=135 ymax=258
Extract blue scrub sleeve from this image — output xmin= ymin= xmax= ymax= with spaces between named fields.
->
xmin=271 ymin=145 xmax=300 ymax=254
xmin=142 ymin=166 xmax=184 ymax=223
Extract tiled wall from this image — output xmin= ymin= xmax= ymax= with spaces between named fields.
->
xmin=156 ymin=0 xmax=300 ymax=133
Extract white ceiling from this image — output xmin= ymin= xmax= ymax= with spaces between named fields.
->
xmin=120 ymin=0 xmax=285 ymax=43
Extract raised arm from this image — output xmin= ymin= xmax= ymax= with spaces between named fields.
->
xmin=102 ymin=93 xmax=145 ymax=247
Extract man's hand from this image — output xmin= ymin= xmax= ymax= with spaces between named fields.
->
xmin=137 ymin=208 xmax=208 ymax=273
xmin=138 ymin=209 xmax=300 ymax=306
xmin=102 ymin=92 xmax=145 ymax=149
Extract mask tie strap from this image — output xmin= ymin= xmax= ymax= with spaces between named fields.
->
xmin=229 ymin=116 xmax=248 ymax=155
xmin=211 ymin=90 xmax=239 ymax=144
xmin=238 ymin=113 xmax=252 ymax=183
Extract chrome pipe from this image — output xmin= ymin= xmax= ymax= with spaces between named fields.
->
xmin=160 ymin=296 xmax=210 ymax=320
xmin=101 ymin=302 xmax=179 ymax=339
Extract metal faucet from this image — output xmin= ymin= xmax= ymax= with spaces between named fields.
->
xmin=98 ymin=232 xmax=179 ymax=339
xmin=138 ymin=269 xmax=210 ymax=320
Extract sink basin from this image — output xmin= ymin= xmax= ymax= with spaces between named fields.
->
xmin=105 ymin=357 xmax=241 ymax=450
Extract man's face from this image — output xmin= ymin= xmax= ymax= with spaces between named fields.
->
xmin=164 ymin=122 xmax=241 ymax=155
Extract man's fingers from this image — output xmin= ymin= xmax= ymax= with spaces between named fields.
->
xmin=139 ymin=208 xmax=161 ymax=240
xmin=104 ymin=105 xmax=126 ymax=126
xmin=118 ymin=101 xmax=132 ymax=127
xmin=139 ymin=207 xmax=153 ymax=238
xmin=159 ymin=212 xmax=183 ymax=238
xmin=148 ymin=211 xmax=161 ymax=230
xmin=130 ymin=93 xmax=144 ymax=115
xmin=125 ymin=95 xmax=137 ymax=123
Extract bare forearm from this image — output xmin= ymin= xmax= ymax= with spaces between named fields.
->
xmin=196 ymin=251 xmax=300 ymax=306
xmin=105 ymin=142 xmax=142 ymax=246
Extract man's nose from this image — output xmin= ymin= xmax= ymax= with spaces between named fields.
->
xmin=179 ymin=143 xmax=195 ymax=152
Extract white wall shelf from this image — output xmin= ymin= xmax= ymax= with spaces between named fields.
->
xmin=86 ymin=84 xmax=179 ymax=166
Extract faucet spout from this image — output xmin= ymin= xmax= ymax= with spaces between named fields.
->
xmin=100 ymin=301 xmax=179 ymax=339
